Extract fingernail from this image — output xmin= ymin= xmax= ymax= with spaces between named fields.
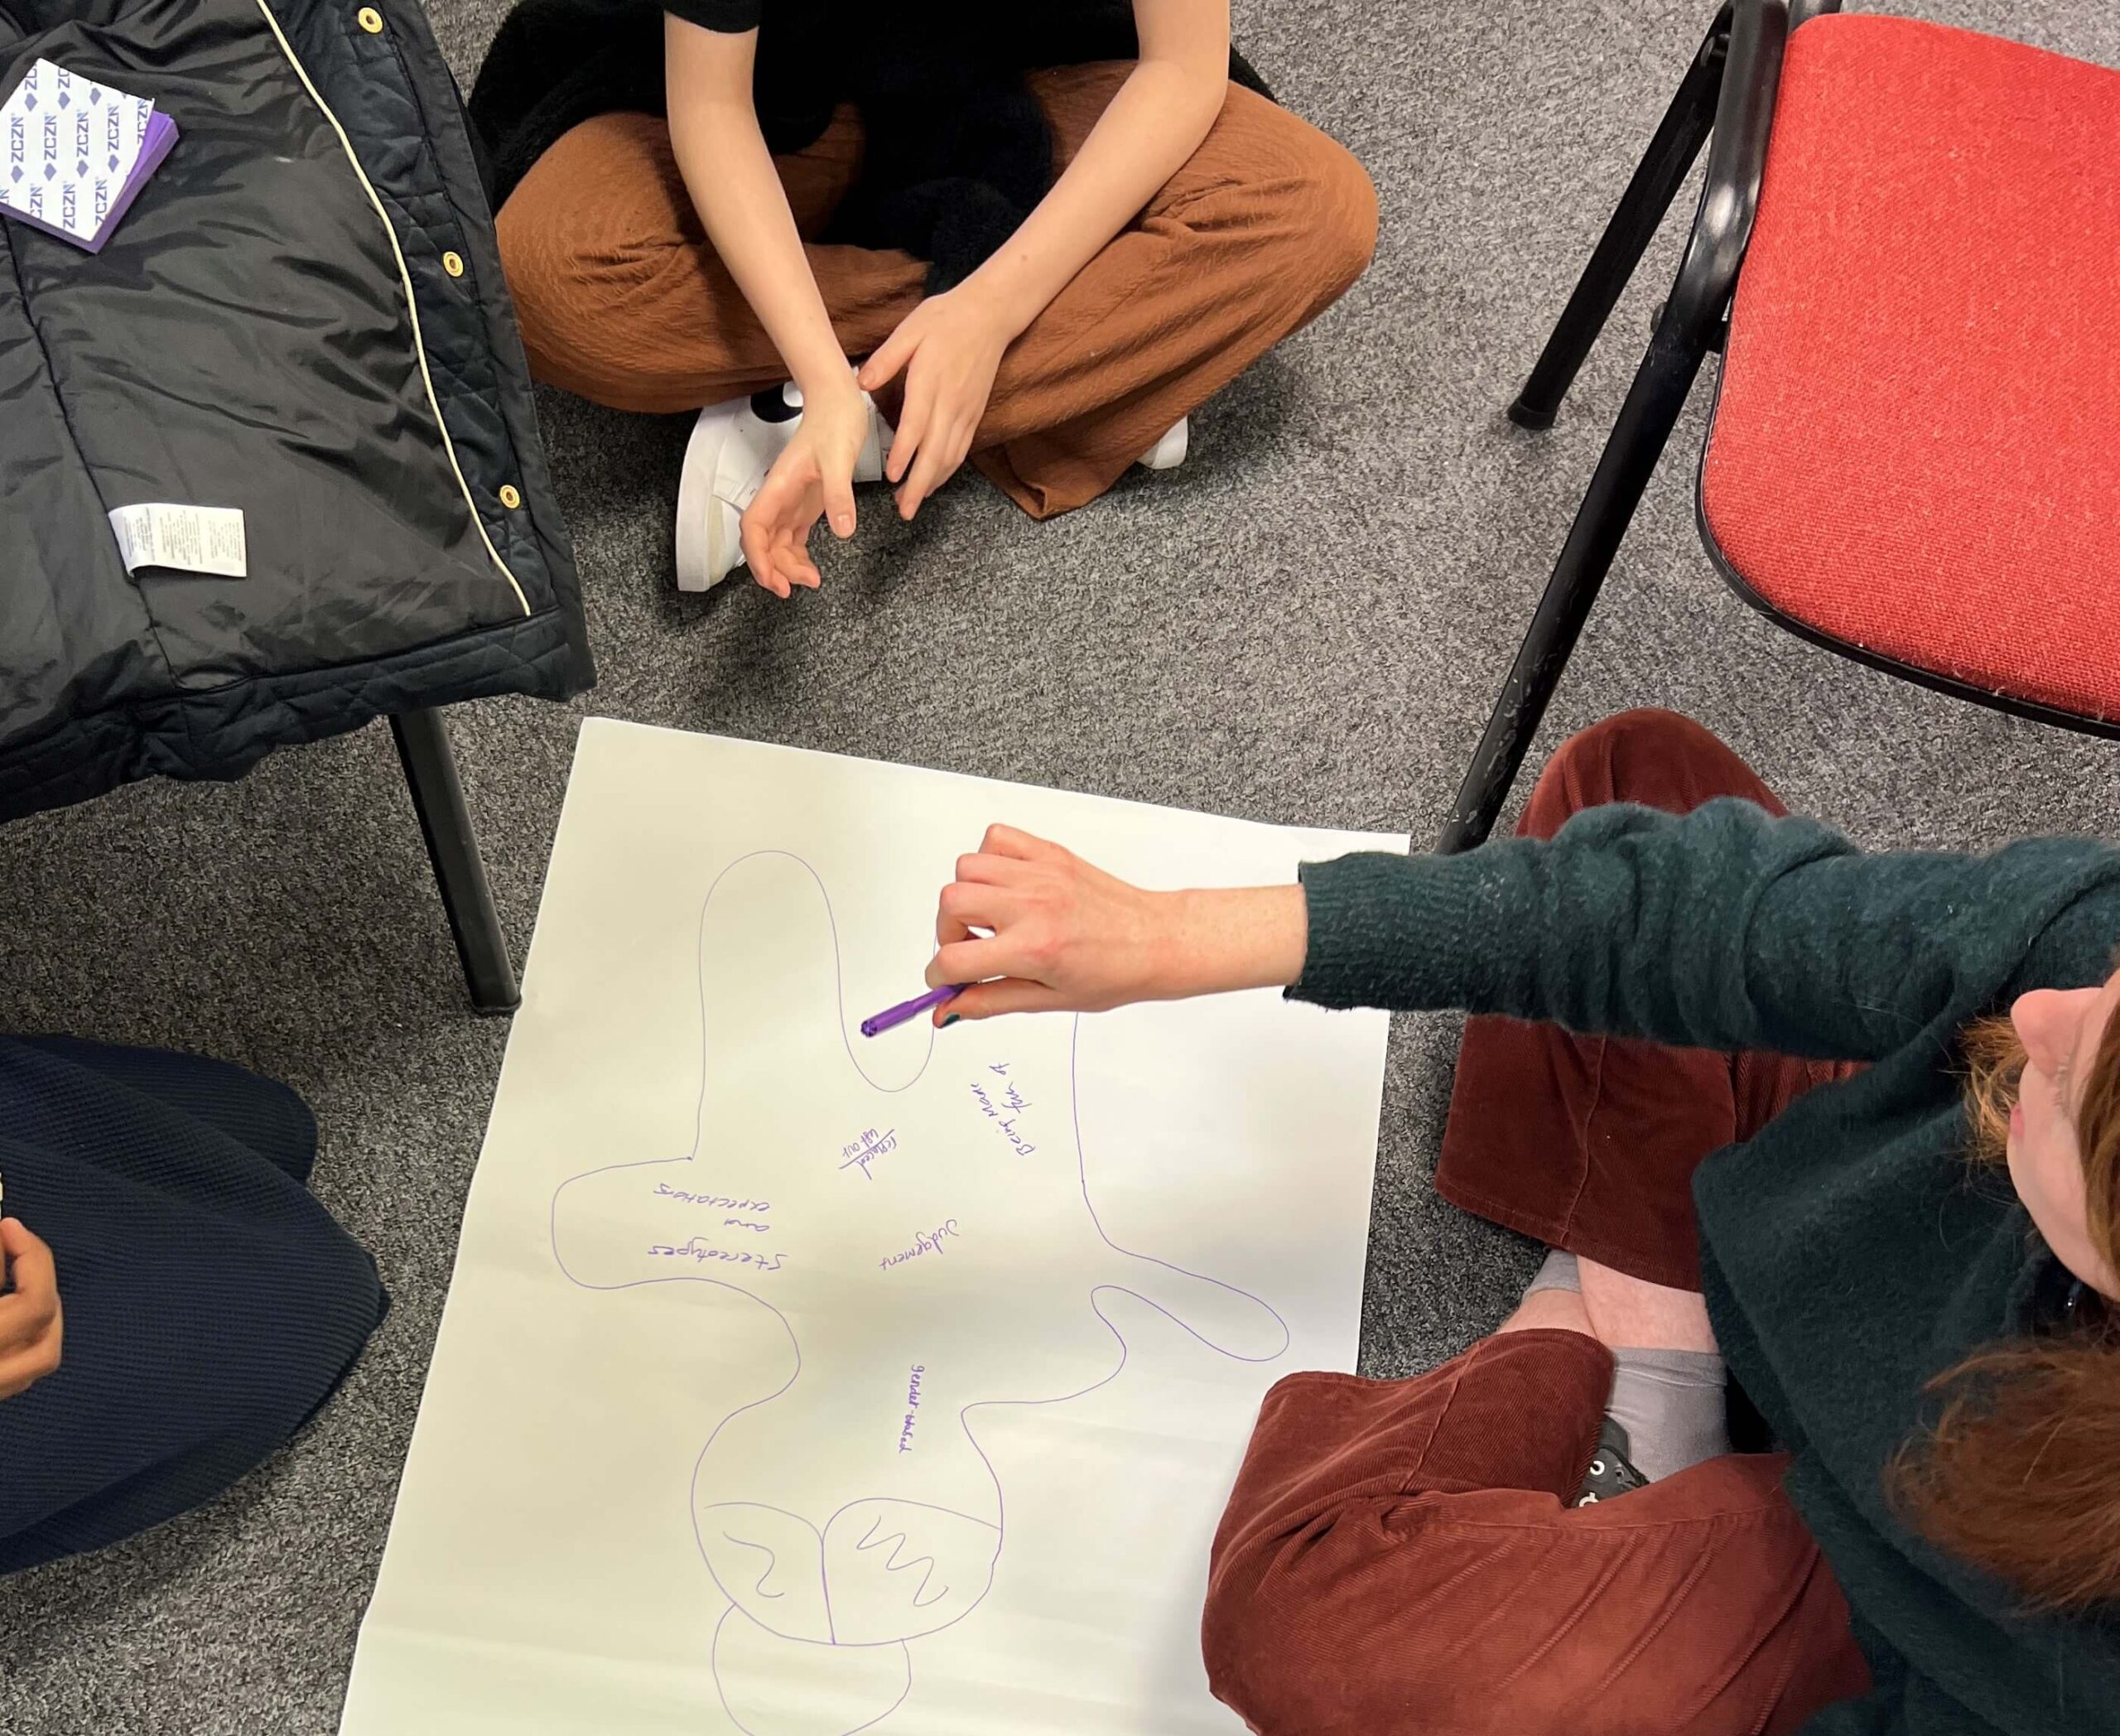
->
xmin=940 ymin=1014 xmax=960 ymax=1028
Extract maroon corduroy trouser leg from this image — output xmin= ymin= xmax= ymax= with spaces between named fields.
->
xmin=1202 ymin=711 xmax=1873 ymax=1736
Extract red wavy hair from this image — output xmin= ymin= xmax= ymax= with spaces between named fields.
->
xmin=1890 ymin=1015 xmax=2120 ymax=1612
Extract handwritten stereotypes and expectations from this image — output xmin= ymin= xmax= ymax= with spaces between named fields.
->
xmin=648 ymin=1185 xmax=784 ymax=1271
xmin=640 ymin=1064 xmax=1037 ymax=1291
xmin=640 ymin=1063 xmax=1040 ymax=1488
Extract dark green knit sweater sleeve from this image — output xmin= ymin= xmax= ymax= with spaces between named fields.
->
xmin=1290 ymin=798 xmax=2120 ymax=1060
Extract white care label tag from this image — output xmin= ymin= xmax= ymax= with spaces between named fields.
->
xmin=108 ymin=504 xmax=247 ymax=579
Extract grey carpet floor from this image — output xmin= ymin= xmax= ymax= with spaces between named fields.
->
xmin=5 ymin=2 xmax=2118 ymax=1729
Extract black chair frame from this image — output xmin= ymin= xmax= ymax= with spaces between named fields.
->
xmin=1438 ymin=0 xmax=1809 ymax=853
xmin=1442 ymin=0 xmax=2120 ymax=856
xmin=391 ymin=707 xmax=519 ymax=1015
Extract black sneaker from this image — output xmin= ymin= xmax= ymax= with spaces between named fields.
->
xmin=1573 ymin=1417 xmax=1650 ymax=1507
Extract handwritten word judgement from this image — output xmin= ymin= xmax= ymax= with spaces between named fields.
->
xmin=879 ymin=1220 xmax=960 ymax=1271
xmin=969 ymin=1062 xmax=1036 ymax=1158
xmin=839 ymin=1126 xmax=899 ymax=1181
xmin=899 ymin=1364 xmax=924 ymax=1454
xmin=648 ymin=1237 xmax=786 ymax=1272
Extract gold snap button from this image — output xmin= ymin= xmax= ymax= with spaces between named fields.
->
xmin=356 ymin=7 xmax=383 ymax=31
xmin=499 ymin=485 xmax=523 ymax=510
xmin=441 ymin=250 xmax=465 ymax=278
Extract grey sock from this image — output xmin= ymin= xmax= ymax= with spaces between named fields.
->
xmin=1524 ymin=1247 xmax=1580 ymax=1297
xmin=1605 ymin=1348 xmax=1730 ymax=1483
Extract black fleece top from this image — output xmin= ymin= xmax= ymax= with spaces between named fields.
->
xmin=660 ymin=0 xmax=1141 ymax=155
xmin=470 ymin=0 xmax=1262 ymax=270
xmin=1292 ymin=799 xmax=2120 ymax=1735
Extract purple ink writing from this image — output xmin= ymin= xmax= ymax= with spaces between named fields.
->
xmin=839 ymin=1126 xmax=899 ymax=1181
xmin=899 ymin=1363 xmax=925 ymax=1453
xmin=970 ymin=1075 xmax=1038 ymax=1158
xmin=971 ymin=1065 xmax=1036 ymax=1155
xmin=648 ymin=1237 xmax=787 ymax=1272
xmin=989 ymin=1063 xmax=1030 ymax=1112
xmin=880 ymin=1220 xmax=960 ymax=1271
xmin=655 ymin=1182 xmax=771 ymax=1213
xmin=546 ymin=852 xmax=1294 ymax=1736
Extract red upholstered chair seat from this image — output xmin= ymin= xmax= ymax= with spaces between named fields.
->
xmin=1701 ymin=16 xmax=2120 ymax=723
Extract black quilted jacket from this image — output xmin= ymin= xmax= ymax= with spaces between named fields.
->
xmin=0 ymin=0 xmax=591 ymax=821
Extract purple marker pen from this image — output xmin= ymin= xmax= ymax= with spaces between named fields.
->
xmin=860 ymin=984 xmax=963 ymax=1039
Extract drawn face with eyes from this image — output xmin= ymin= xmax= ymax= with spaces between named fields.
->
xmin=548 ymin=852 xmax=1287 ymax=1736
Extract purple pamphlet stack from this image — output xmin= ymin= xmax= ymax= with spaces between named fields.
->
xmin=1 ymin=58 xmax=179 ymax=254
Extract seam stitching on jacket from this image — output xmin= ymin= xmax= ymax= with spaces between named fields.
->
xmin=253 ymin=0 xmax=532 ymax=618
xmin=365 ymin=17 xmax=527 ymax=577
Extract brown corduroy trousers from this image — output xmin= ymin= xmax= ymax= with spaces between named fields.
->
xmin=494 ymin=62 xmax=1377 ymax=519
xmin=1203 ymin=711 xmax=1876 ymax=1736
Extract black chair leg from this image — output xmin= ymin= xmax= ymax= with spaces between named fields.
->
xmin=1509 ymin=6 xmax=1731 ymax=430
xmin=1439 ymin=320 xmax=1713 ymax=853
xmin=391 ymin=707 xmax=521 ymax=1015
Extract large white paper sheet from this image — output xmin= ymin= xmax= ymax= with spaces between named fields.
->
xmin=340 ymin=720 xmax=1399 ymax=1736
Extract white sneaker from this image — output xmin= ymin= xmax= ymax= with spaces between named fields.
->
xmin=674 ymin=383 xmax=888 ymax=592
xmin=1135 ymin=417 xmax=1190 ymax=472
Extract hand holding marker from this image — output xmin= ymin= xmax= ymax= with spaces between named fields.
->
xmin=860 ymin=984 xmax=963 ymax=1038
xmin=867 ymin=823 xmax=1313 ymax=1032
